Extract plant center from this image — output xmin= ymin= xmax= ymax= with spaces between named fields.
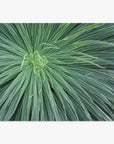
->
xmin=21 ymin=51 xmax=48 ymax=73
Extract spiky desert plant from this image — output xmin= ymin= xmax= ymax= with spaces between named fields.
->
xmin=0 ymin=23 xmax=114 ymax=121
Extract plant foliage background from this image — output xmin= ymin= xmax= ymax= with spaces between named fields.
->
xmin=0 ymin=23 xmax=114 ymax=121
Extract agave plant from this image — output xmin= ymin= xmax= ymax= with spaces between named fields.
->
xmin=0 ymin=23 xmax=114 ymax=121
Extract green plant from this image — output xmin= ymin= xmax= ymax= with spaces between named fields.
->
xmin=0 ymin=23 xmax=114 ymax=121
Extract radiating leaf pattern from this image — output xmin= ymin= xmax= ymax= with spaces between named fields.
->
xmin=0 ymin=23 xmax=114 ymax=121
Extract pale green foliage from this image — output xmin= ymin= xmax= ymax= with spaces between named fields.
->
xmin=0 ymin=23 xmax=114 ymax=121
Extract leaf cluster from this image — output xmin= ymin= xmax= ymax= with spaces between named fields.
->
xmin=0 ymin=23 xmax=114 ymax=121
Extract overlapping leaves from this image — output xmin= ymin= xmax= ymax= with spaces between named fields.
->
xmin=0 ymin=23 xmax=114 ymax=121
